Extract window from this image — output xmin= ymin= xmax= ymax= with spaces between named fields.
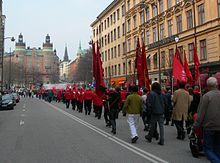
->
xmin=123 ymin=62 xmax=126 ymax=74
xmin=101 ymin=52 xmax=104 ymax=62
xmin=134 ymin=36 xmax=137 ymax=48
xmin=111 ymin=48 xmax=113 ymax=59
xmin=188 ymin=43 xmax=194 ymax=62
xmin=105 ymin=35 xmax=107 ymax=45
xmin=128 ymin=39 xmax=131 ymax=52
xmin=167 ymin=0 xmax=172 ymax=9
xmin=127 ymin=0 xmax=130 ymax=11
xmin=117 ymin=26 xmax=120 ymax=38
xmin=113 ymin=12 xmax=116 ymax=23
xmin=127 ymin=19 xmax=131 ymax=32
xmin=123 ymin=42 xmax=126 ymax=54
xmin=160 ymin=23 xmax=164 ymax=39
xmin=161 ymin=51 xmax=165 ymax=68
xmin=108 ymin=66 xmax=111 ymax=77
xmin=187 ymin=10 xmax=193 ymax=29
xmin=115 ymin=65 xmax=117 ymax=75
xmin=152 ymin=5 xmax=157 ymax=17
xmin=93 ymin=29 xmax=95 ymax=38
xmin=118 ymin=44 xmax=121 ymax=57
xmin=128 ymin=61 xmax=132 ymax=73
xmin=101 ymin=22 xmax=103 ymax=32
xmin=122 ymin=5 xmax=125 ymax=16
xmin=133 ymin=15 xmax=137 ymax=29
xmin=105 ymin=67 xmax=107 ymax=77
xmin=114 ymin=46 xmax=117 ymax=58
xmin=140 ymin=11 xmax=144 ymax=24
xmin=152 ymin=4 xmax=157 ymax=17
xmin=122 ymin=23 xmax=125 ymax=36
xmin=153 ymin=53 xmax=158 ymax=69
xmin=105 ymin=51 xmax=107 ymax=61
xmin=146 ymin=7 xmax=150 ymax=21
xmin=176 ymin=15 xmax=182 ymax=33
xmin=153 ymin=27 xmax=157 ymax=42
xmin=111 ymin=31 xmax=113 ymax=42
xmin=117 ymin=9 xmax=120 ymax=20
xmin=108 ymin=49 xmax=110 ymax=60
xmin=101 ymin=37 xmax=104 ymax=47
xmin=104 ymin=20 xmax=106 ymax=29
xmin=107 ymin=17 xmax=109 ymax=27
xmin=114 ymin=28 xmax=116 ymax=40
xmin=198 ymin=4 xmax=205 ymax=25
xmin=146 ymin=30 xmax=150 ymax=45
xmin=118 ymin=64 xmax=121 ymax=75
xmin=141 ymin=32 xmax=145 ymax=43
xmin=107 ymin=34 xmax=110 ymax=44
xmin=200 ymin=40 xmax=207 ymax=60
xmin=110 ymin=15 xmax=113 ymax=25
xmin=168 ymin=49 xmax=174 ymax=66
xmin=147 ymin=57 xmax=151 ymax=70
xmin=168 ymin=19 xmax=173 ymax=36
xmin=218 ymin=0 xmax=220 ymax=17
xmin=159 ymin=0 xmax=164 ymax=13
xmin=111 ymin=66 xmax=114 ymax=76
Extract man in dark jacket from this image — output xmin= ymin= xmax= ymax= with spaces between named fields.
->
xmin=108 ymin=87 xmax=121 ymax=134
xmin=145 ymin=82 xmax=166 ymax=145
xmin=194 ymin=77 xmax=220 ymax=163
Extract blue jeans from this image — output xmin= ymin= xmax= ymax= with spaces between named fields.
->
xmin=203 ymin=130 xmax=220 ymax=163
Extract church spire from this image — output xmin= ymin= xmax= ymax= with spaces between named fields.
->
xmin=63 ymin=45 xmax=69 ymax=62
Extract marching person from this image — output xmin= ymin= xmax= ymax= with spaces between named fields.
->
xmin=84 ymin=88 xmax=93 ymax=115
xmin=145 ymin=82 xmax=166 ymax=145
xmin=123 ymin=86 xmax=142 ymax=143
xmin=172 ymin=81 xmax=191 ymax=140
xmin=108 ymin=87 xmax=121 ymax=135
xmin=194 ymin=77 xmax=220 ymax=163
xmin=141 ymin=88 xmax=150 ymax=131
xmin=71 ymin=87 xmax=77 ymax=110
xmin=92 ymin=91 xmax=103 ymax=119
xmin=64 ymin=89 xmax=72 ymax=109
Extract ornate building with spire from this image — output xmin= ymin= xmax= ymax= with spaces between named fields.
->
xmin=10 ymin=33 xmax=59 ymax=87
xmin=59 ymin=46 xmax=70 ymax=82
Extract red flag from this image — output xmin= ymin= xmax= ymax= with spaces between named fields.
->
xmin=193 ymin=44 xmax=200 ymax=81
xmin=173 ymin=48 xmax=186 ymax=82
xmin=96 ymin=41 xmax=106 ymax=96
xmin=92 ymin=40 xmax=97 ymax=79
xmin=141 ymin=40 xmax=150 ymax=90
xmin=135 ymin=38 xmax=144 ymax=87
xmin=184 ymin=51 xmax=193 ymax=85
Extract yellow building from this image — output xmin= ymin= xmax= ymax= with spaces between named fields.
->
xmin=91 ymin=0 xmax=220 ymax=86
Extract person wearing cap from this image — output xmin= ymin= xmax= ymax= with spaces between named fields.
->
xmin=194 ymin=77 xmax=220 ymax=163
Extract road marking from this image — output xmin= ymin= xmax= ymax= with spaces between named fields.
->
xmin=45 ymin=102 xmax=169 ymax=163
xmin=20 ymin=120 xmax=24 ymax=126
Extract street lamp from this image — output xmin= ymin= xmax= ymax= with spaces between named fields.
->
xmin=0 ymin=14 xmax=6 ymax=92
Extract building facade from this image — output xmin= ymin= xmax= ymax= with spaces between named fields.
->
xmin=10 ymin=33 xmax=59 ymax=87
xmin=91 ymin=0 xmax=220 ymax=86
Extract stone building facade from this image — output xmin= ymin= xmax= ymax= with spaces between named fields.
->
xmin=91 ymin=0 xmax=220 ymax=86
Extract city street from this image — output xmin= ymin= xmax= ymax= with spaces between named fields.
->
xmin=0 ymin=97 xmax=209 ymax=163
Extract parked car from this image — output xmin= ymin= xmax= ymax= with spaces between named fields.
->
xmin=12 ymin=93 xmax=20 ymax=103
xmin=0 ymin=94 xmax=14 ymax=110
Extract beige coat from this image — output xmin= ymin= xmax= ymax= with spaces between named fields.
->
xmin=172 ymin=89 xmax=191 ymax=121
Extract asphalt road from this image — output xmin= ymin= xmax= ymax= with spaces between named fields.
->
xmin=0 ymin=98 xmax=209 ymax=163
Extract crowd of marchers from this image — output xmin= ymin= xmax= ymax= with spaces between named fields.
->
xmin=24 ymin=77 xmax=219 ymax=163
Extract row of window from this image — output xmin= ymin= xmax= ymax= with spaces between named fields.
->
xmin=93 ymin=0 xmax=187 ymax=38
xmin=103 ymin=39 xmax=207 ymax=78
xmin=99 ymin=3 xmax=205 ymax=57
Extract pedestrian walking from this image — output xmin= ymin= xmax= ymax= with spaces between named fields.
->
xmin=145 ymin=82 xmax=166 ymax=145
xmin=194 ymin=77 xmax=220 ymax=163
xmin=123 ymin=86 xmax=142 ymax=143
xmin=107 ymin=87 xmax=121 ymax=135
xmin=172 ymin=82 xmax=191 ymax=140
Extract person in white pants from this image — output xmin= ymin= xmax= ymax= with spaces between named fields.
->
xmin=123 ymin=86 xmax=142 ymax=143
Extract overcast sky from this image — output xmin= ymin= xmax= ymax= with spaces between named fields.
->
xmin=4 ymin=0 xmax=112 ymax=60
